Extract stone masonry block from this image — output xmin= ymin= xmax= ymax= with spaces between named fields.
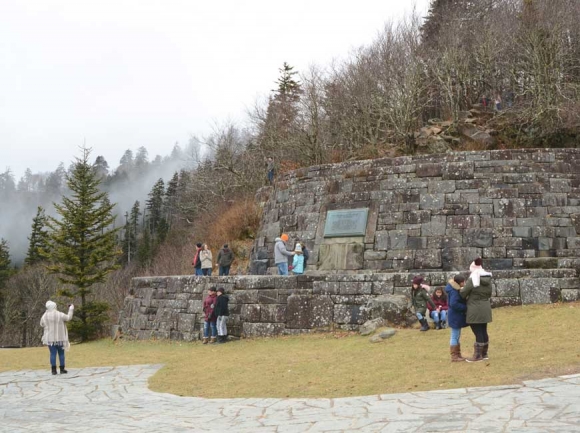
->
xmin=520 ymin=279 xmax=561 ymax=304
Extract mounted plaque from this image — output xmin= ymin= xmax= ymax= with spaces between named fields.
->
xmin=323 ymin=208 xmax=369 ymax=238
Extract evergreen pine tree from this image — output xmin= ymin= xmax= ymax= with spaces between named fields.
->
xmin=0 ymin=239 xmax=11 ymax=290
xmin=165 ymin=172 xmax=179 ymax=227
xmin=0 ymin=239 xmax=12 ymax=328
xmin=146 ymin=178 xmax=165 ymax=236
xmin=25 ymin=206 xmax=50 ymax=266
xmin=45 ymin=148 xmax=120 ymax=341
xmin=136 ymin=225 xmax=152 ymax=268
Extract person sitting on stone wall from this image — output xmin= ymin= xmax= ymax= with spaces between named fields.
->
xmin=274 ymin=234 xmax=295 ymax=275
xmin=411 ymin=276 xmax=436 ymax=332
xmin=428 ymin=287 xmax=449 ymax=330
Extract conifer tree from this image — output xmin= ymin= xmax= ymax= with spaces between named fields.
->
xmin=0 ymin=239 xmax=11 ymax=328
xmin=146 ymin=178 xmax=165 ymax=236
xmin=165 ymin=172 xmax=179 ymax=227
xmin=25 ymin=206 xmax=50 ymax=266
xmin=45 ymin=148 xmax=120 ymax=341
xmin=0 ymin=239 xmax=11 ymax=290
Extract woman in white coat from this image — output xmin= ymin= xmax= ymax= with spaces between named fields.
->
xmin=40 ymin=301 xmax=74 ymax=375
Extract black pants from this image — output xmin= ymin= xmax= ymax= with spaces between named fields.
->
xmin=470 ymin=323 xmax=489 ymax=343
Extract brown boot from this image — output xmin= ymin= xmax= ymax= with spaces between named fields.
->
xmin=202 ymin=337 xmax=209 ymax=344
xmin=210 ymin=337 xmax=217 ymax=344
xmin=482 ymin=342 xmax=489 ymax=360
xmin=466 ymin=342 xmax=484 ymax=363
xmin=450 ymin=345 xmax=465 ymax=362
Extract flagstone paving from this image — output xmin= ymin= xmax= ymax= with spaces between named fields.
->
xmin=0 ymin=364 xmax=579 ymax=432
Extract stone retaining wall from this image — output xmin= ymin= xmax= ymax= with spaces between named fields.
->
xmin=252 ymin=149 xmax=580 ymax=274
xmin=119 ymin=270 xmax=580 ymax=341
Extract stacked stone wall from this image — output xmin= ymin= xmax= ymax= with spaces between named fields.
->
xmin=120 ymin=270 xmax=580 ymax=340
xmin=254 ymin=149 xmax=580 ymax=273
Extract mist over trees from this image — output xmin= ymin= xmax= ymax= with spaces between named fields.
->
xmin=0 ymin=0 xmax=578 ymax=345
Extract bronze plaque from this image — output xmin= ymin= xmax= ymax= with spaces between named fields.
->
xmin=323 ymin=208 xmax=368 ymax=237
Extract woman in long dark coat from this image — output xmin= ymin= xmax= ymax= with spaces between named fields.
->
xmin=460 ymin=258 xmax=493 ymax=362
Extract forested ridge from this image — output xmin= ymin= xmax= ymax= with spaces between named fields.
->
xmin=1 ymin=0 xmax=578 ymax=345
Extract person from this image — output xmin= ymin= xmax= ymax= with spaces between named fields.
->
xmin=291 ymin=244 xmax=305 ymax=275
xmin=40 ymin=301 xmax=74 ymax=375
xmin=428 ymin=287 xmax=449 ymax=330
xmin=296 ymin=240 xmax=309 ymax=269
xmin=494 ymin=94 xmax=502 ymax=111
xmin=411 ymin=276 xmax=436 ymax=332
xmin=461 ymin=258 xmax=493 ymax=362
xmin=445 ymin=275 xmax=468 ymax=362
xmin=202 ymin=287 xmax=218 ymax=344
xmin=266 ymin=157 xmax=275 ymax=185
xmin=200 ymin=243 xmax=213 ymax=276
xmin=217 ymin=244 xmax=234 ymax=276
xmin=274 ymin=234 xmax=294 ymax=275
xmin=215 ymin=288 xmax=229 ymax=343
xmin=192 ymin=242 xmax=203 ymax=276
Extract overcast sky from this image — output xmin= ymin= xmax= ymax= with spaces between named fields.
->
xmin=0 ymin=0 xmax=430 ymax=180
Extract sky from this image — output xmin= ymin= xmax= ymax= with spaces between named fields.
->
xmin=0 ymin=0 xmax=430 ymax=180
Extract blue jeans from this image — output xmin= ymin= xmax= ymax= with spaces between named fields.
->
xmin=202 ymin=268 xmax=212 ymax=276
xmin=204 ymin=321 xmax=217 ymax=338
xmin=430 ymin=310 xmax=447 ymax=324
xmin=450 ymin=328 xmax=462 ymax=346
xmin=48 ymin=344 xmax=65 ymax=367
xmin=268 ymin=170 xmax=274 ymax=184
xmin=277 ymin=262 xmax=288 ymax=276
xmin=219 ymin=265 xmax=230 ymax=276
xmin=195 ymin=268 xmax=203 ymax=276
xmin=415 ymin=312 xmax=424 ymax=320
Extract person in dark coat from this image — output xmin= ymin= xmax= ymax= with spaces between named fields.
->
xmin=217 ymin=244 xmax=234 ymax=276
xmin=445 ymin=275 xmax=467 ymax=362
xmin=192 ymin=242 xmax=203 ymax=276
xmin=461 ymin=258 xmax=493 ymax=362
xmin=202 ymin=287 xmax=218 ymax=344
xmin=215 ymin=288 xmax=230 ymax=343
xmin=411 ymin=276 xmax=436 ymax=332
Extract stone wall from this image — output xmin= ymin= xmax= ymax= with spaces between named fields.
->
xmin=252 ymin=149 xmax=580 ymax=274
xmin=119 ymin=269 xmax=580 ymax=341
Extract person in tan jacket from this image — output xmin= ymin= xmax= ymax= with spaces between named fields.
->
xmin=200 ymin=243 xmax=213 ymax=276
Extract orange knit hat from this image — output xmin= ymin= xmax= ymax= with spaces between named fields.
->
xmin=281 ymin=233 xmax=289 ymax=241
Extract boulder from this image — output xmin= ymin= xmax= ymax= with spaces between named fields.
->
xmin=369 ymin=328 xmax=397 ymax=343
xmin=360 ymin=318 xmax=385 ymax=336
xmin=364 ymin=294 xmax=414 ymax=326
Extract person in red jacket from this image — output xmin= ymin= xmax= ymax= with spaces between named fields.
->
xmin=202 ymin=287 xmax=218 ymax=344
xmin=428 ymin=287 xmax=449 ymax=330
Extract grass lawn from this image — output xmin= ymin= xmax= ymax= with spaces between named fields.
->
xmin=1 ymin=302 xmax=579 ymax=399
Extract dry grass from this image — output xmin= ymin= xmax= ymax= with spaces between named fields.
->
xmin=1 ymin=302 xmax=579 ymax=399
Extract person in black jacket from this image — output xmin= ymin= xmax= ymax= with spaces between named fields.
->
xmin=215 ymin=288 xmax=230 ymax=343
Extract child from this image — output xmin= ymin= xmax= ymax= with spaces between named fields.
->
xmin=215 ymin=288 xmax=229 ymax=344
xmin=411 ymin=276 xmax=436 ymax=332
xmin=291 ymin=244 xmax=305 ymax=275
xmin=445 ymin=275 xmax=467 ymax=362
xmin=428 ymin=287 xmax=449 ymax=330
xmin=202 ymin=287 xmax=218 ymax=344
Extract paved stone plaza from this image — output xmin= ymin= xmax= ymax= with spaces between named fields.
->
xmin=0 ymin=364 xmax=579 ymax=432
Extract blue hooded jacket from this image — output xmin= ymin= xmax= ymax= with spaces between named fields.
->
xmin=445 ymin=279 xmax=468 ymax=329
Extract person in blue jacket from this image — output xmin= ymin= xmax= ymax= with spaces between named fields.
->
xmin=445 ymin=275 xmax=468 ymax=362
xmin=291 ymin=244 xmax=305 ymax=275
